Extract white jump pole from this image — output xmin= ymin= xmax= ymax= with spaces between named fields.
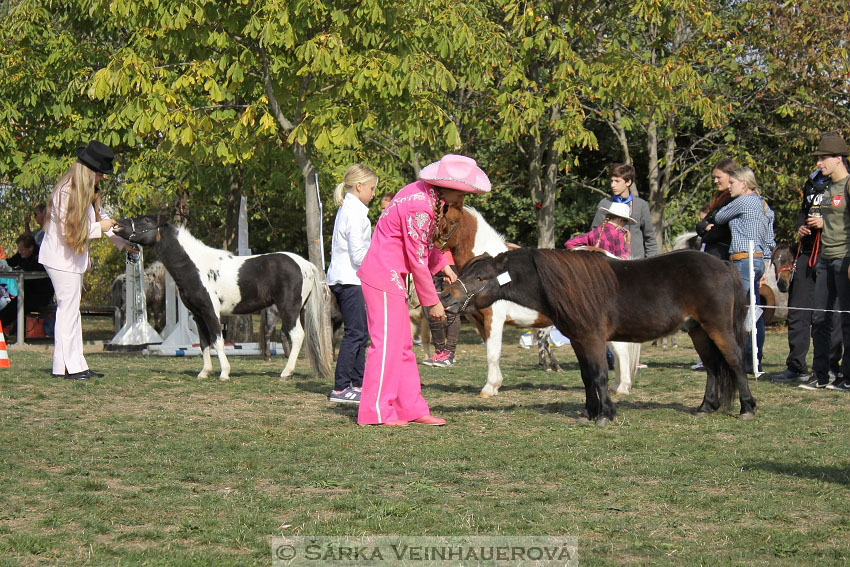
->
xmin=748 ymin=240 xmax=760 ymax=379
xmin=109 ymin=248 xmax=163 ymax=346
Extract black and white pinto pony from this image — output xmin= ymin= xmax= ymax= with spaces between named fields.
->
xmin=438 ymin=206 xmax=637 ymax=396
xmin=113 ymin=215 xmax=333 ymax=381
xmin=439 ymin=248 xmax=754 ymax=426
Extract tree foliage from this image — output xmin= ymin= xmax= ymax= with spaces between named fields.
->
xmin=2 ymin=0 xmax=850 ymax=292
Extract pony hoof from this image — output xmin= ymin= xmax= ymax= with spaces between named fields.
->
xmin=595 ymin=417 xmax=611 ymax=427
xmin=575 ymin=416 xmax=591 ymax=425
xmin=739 ymin=412 xmax=755 ymax=421
xmin=218 ymin=376 xmax=230 ymax=382
xmin=478 ymin=391 xmax=495 ymax=399
xmin=197 ymin=373 xmax=208 ymax=380
xmin=694 ymin=410 xmax=710 ymax=418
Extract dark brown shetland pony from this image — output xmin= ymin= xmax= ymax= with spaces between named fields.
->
xmin=439 ymin=248 xmax=755 ymax=426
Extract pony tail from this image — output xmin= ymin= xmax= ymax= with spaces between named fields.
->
xmin=301 ymin=262 xmax=334 ymax=380
xmin=333 ymin=182 xmax=346 ymax=207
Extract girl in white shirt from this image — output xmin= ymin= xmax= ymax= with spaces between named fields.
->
xmin=326 ymin=164 xmax=378 ymax=403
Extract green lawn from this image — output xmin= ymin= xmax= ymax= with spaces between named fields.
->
xmin=2 ymin=323 xmax=849 ymax=566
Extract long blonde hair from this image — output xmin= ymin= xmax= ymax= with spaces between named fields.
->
xmin=333 ymin=164 xmax=378 ymax=206
xmin=46 ymin=161 xmax=98 ymax=255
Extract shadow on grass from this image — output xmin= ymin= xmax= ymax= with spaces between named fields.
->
xmin=327 ymin=405 xmax=359 ymax=423
xmin=424 ymin=381 xmax=584 ymax=395
xmin=292 ymin=379 xmax=328 ymax=394
xmin=749 ymin=461 xmax=850 ymax=486
xmin=614 ymin=399 xmax=694 ymax=414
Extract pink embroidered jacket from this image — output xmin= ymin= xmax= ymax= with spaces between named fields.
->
xmin=357 ymin=181 xmax=448 ymax=306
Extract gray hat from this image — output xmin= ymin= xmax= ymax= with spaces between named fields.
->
xmin=812 ymin=132 xmax=849 ymax=157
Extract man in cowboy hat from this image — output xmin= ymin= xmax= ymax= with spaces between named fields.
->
xmin=798 ymin=132 xmax=850 ymax=391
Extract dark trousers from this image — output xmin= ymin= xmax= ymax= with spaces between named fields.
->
xmin=785 ymin=252 xmax=842 ymax=374
xmin=427 ymin=272 xmax=460 ymax=354
xmin=330 ymin=284 xmax=368 ymax=390
xmin=812 ymin=257 xmax=850 ymax=379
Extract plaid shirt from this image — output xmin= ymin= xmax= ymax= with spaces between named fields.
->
xmin=714 ymin=193 xmax=775 ymax=258
xmin=565 ymin=222 xmax=630 ymax=259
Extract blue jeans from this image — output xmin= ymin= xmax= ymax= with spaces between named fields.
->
xmin=732 ymin=258 xmax=765 ymax=366
xmin=330 ymin=284 xmax=368 ymax=391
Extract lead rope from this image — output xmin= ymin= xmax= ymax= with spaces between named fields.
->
xmin=808 ymin=231 xmax=821 ymax=269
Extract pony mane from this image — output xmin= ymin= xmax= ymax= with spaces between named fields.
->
xmin=533 ymin=249 xmax=619 ymax=336
xmin=173 ymin=225 xmax=234 ymax=264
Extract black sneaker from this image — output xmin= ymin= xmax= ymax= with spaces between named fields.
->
xmin=769 ymin=369 xmax=811 ymax=384
xmin=799 ymin=375 xmax=828 ymax=390
xmin=826 ymin=378 xmax=849 ymax=391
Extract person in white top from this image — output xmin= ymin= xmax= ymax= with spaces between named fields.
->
xmin=38 ymin=141 xmax=137 ymax=380
xmin=326 ymin=164 xmax=378 ymax=403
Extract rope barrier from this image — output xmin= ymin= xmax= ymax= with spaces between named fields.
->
xmin=759 ymin=305 xmax=850 ymax=314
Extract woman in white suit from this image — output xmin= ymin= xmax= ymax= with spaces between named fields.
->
xmin=38 ymin=141 xmax=136 ymax=380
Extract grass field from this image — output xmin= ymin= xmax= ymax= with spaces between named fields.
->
xmin=2 ymin=320 xmax=850 ymax=566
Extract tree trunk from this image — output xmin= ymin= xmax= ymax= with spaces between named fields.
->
xmin=538 ymin=135 xmax=559 ymax=249
xmin=645 ymin=117 xmax=664 ymax=252
xmin=221 ymin=169 xmax=254 ymax=343
xmin=527 ymin=137 xmax=545 ymax=246
xmin=613 ymin=106 xmax=631 ymax=164
xmin=263 ymin=48 xmax=333 ymax=357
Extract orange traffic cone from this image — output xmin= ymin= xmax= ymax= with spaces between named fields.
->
xmin=0 ymin=321 xmax=9 ymax=368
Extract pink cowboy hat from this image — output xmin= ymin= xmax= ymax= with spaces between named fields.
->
xmin=419 ymin=154 xmax=491 ymax=193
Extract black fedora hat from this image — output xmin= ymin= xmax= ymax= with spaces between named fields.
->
xmin=812 ymin=132 xmax=850 ymax=157
xmin=76 ymin=140 xmax=115 ymax=174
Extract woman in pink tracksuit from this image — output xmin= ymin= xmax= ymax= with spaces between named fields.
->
xmin=39 ymin=141 xmax=136 ymax=380
xmin=356 ymin=154 xmax=491 ymax=426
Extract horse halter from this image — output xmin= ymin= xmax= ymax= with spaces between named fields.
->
xmin=127 ymin=218 xmax=162 ymax=240
xmin=435 ymin=220 xmax=461 ymax=249
xmin=454 ymin=276 xmax=487 ymax=313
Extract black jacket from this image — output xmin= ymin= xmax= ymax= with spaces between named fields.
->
xmin=696 ymin=205 xmax=732 ymax=260
xmin=796 ymin=170 xmax=831 ymax=254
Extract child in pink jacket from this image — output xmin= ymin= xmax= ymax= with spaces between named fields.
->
xmin=356 ymin=155 xmax=491 ymax=426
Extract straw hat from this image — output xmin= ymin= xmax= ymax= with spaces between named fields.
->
xmin=599 ymin=202 xmax=637 ymax=224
